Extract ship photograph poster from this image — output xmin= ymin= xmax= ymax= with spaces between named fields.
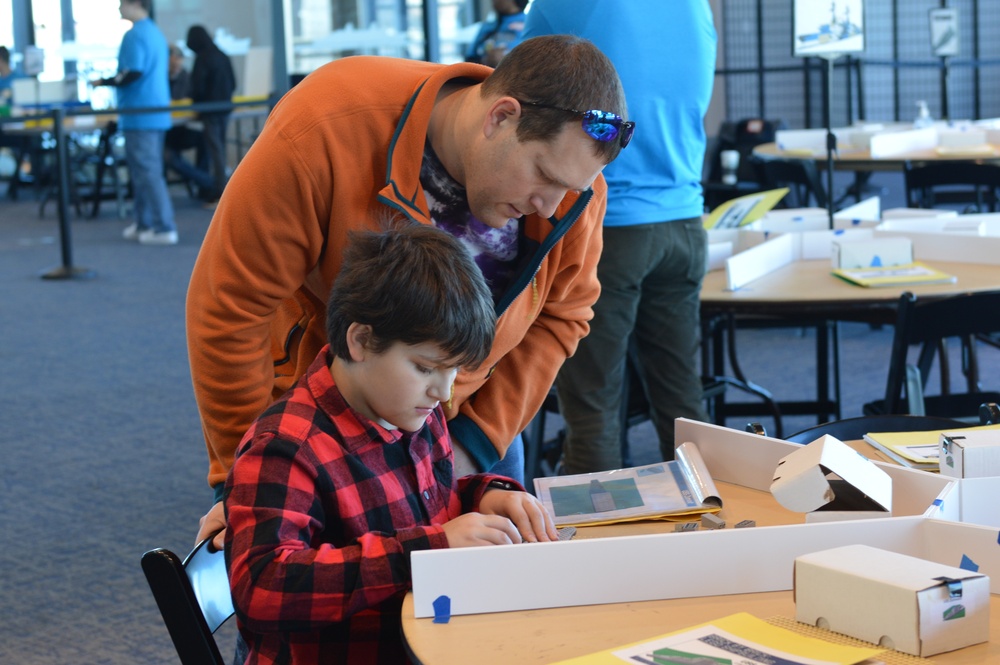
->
xmin=794 ymin=0 xmax=865 ymax=57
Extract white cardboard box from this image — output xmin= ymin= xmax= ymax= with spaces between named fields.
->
xmin=940 ymin=429 xmax=1000 ymax=478
xmin=409 ymin=420 xmax=978 ymax=618
xmin=794 ymin=544 xmax=990 ymax=657
xmin=832 ymin=236 xmax=913 ymax=269
xmin=771 ymin=434 xmax=893 ymax=521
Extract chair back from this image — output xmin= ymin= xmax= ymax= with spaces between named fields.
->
xmin=750 ymin=155 xmax=827 ymax=208
xmin=706 ymin=118 xmax=786 ymax=184
xmin=903 ymin=160 xmax=1000 ymax=213
xmin=142 ymin=539 xmax=234 ymax=665
xmin=786 ymin=414 xmax=968 ymax=444
xmin=875 ymin=292 xmax=1000 ymax=415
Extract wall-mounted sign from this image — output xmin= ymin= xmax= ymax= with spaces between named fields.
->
xmin=793 ymin=0 xmax=865 ymax=58
xmin=929 ymin=8 xmax=959 ymax=57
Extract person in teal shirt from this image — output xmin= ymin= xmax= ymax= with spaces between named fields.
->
xmin=0 ymin=46 xmax=18 ymax=107
xmin=93 ymin=0 xmax=177 ymax=244
xmin=524 ymin=0 xmax=717 ymax=473
xmin=465 ymin=0 xmax=529 ymax=67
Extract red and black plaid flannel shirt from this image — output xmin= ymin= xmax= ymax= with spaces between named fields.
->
xmin=224 ymin=347 xmax=509 ymax=664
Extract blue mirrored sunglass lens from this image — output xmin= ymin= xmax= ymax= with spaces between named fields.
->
xmin=582 ymin=111 xmax=620 ymax=141
xmin=585 ymin=122 xmax=619 ymax=142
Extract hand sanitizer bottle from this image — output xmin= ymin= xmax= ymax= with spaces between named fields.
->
xmin=914 ymin=100 xmax=933 ymax=128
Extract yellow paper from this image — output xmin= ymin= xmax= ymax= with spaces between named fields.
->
xmin=832 ymin=261 xmax=956 ymax=288
xmin=864 ymin=424 xmax=1000 ymax=467
xmin=703 ymin=188 xmax=789 ymax=229
xmin=554 ymin=612 xmax=884 ymax=664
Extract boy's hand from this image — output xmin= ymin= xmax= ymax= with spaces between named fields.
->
xmin=479 ymin=489 xmax=558 ymax=543
xmin=442 ymin=513 xmax=522 ymax=547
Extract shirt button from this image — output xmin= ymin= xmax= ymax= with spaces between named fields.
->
xmin=423 ymin=490 xmax=430 ymax=500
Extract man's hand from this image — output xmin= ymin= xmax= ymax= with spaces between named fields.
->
xmin=441 ymin=512 xmax=522 ymax=547
xmin=196 ymin=501 xmax=227 ymax=551
xmin=479 ymin=489 xmax=558 ymax=543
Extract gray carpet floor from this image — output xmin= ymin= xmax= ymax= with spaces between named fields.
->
xmin=1 ymin=170 xmax=995 ymax=664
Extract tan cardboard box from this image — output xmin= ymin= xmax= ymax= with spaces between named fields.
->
xmin=940 ymin=429 xmax=1000 ymax=479
xmin=770 ymin=434 xmax=892 ymax=521
xmin=794 ymin=544 xmax=990 ymax=657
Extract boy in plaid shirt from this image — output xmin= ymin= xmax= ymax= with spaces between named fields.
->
xmin=224 ymin=222 xmax=556 ymax=664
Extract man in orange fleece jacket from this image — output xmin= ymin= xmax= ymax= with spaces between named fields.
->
xmin=187 ymin=35 xmax=633 ymax=548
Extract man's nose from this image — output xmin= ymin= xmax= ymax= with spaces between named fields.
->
xmin=529 ymin=190 xmax=564 ymax=219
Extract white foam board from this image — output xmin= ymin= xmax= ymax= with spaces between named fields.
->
xmin=725 ymin=232 xmax=795 ymax=290
xmin=870 ymin=127 xmax=938 ymax=158
xmin=874 ymin=217 xmax=1000 ymax=265
xmin=407 ymin=421 xmax=970 ymax=619
xmin=958 ymin=478 xmax=1000 ymax=527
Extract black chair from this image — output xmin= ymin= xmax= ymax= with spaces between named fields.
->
xmin=750 ymin=154 xmax=827 ymax=208
xmin=785 ymin=414 xmax=970 ymax=444
xmin=703 ymin=117 xmax=787 ymax=210
xmin=39 ymin=121 xmax=130 ymax=219
xmin=903 ymin=160 xmax=1000 ymax=213
xmin=863 ymin=292 xmax=1000 ymax=419
xmin=142 ymin=538 xmax=235 ymax=665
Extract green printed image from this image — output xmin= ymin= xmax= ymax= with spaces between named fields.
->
xmin=943 ymin=604 xmax=966 ymax=621
xmin=549 ymin=478 xmax=643 ymax=517
xmin=645 ymin=646 xmax=731 ymax=665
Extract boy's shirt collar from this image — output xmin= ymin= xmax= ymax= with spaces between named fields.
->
xmin=305 ymin=345 xmax=405 ymax=450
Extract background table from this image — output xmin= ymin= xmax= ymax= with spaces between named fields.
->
xmin=753 ymin=141 xmax=1000 ymax=174
xmin=699 ymin=260 xmax=1000 ymax=435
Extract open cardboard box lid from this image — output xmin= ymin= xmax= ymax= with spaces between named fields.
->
xmin=771 ymin=434 xmax=892 ymax=514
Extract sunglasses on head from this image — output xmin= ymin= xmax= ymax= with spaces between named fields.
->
xmin=519 ymin=100 xmax=635 ymax=149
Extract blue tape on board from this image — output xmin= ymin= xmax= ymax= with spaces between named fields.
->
xmin=960 ymin=554 xmax=980 ymax=572
xmin=933 ymin=498 xmax=943 ymax=507
xmin=432 ymin=595 xmax=451 ymax=624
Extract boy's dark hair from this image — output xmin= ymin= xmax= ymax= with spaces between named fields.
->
xmin=326 ymin=223 xmax=496 ymax=369
xmin=0 ymin=46 xmax=9 ymax=66
xmin=481 ymin=34 xmax=628 ymax=164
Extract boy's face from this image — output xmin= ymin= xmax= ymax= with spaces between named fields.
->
xmin=342 ymin=338 xmax=459 ymax=433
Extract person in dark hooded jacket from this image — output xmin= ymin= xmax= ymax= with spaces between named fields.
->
xmin=185 ymin=25 xmax=235 ymax=204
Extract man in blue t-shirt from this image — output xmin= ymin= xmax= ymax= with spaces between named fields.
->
xmin=524 ymin=1 xmax=717 ymax=472
xmin=94 ymin=0 xmax=177 ymax=245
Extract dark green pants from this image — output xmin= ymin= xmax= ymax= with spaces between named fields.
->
xmin=555 ymin=217 xmax=710 ymax=474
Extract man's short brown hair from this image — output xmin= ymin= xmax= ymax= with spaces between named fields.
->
xmin=481 ymin=34 xmax=628 ymax=164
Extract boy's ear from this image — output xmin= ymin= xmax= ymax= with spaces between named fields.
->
xmin=345 ymin=322 xmax=373 ymax=363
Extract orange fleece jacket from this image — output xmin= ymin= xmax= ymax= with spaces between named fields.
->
xmin=186 ymin=56 xmax=605 ymax=490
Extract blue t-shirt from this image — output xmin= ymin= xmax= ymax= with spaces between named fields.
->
xmin=523 ymin=0 xmax=717 ymax=225
xmin=0 ymin=70 xmax=19 ymax=106
xmin=116 ymin=18 xmax=171 ymax=130
xmin=466 ymin=12 xmax=527 ymax=63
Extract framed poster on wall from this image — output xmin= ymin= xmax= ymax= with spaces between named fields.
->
xmin=793 ymin=0 xmax=865 ymax=58
xmin=929 ymin=8 xmax=959 ymax=57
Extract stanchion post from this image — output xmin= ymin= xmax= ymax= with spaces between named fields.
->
xmin=41 ymin=106 xmax=95 ymax=280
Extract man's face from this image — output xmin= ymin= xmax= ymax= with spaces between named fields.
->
xmin=465 ymin=109 xmax=606 ymax=229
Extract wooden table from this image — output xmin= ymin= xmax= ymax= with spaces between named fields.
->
xmin=401 ymin=475 xmax=1000 ymax=664
xmin=753 ymin=141 xmax=1000 ymax=174
xmin=699 ymin=259 xmax=1000 ymax=435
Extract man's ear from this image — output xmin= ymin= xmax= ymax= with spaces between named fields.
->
xmin=482 ymin=96 xmax=521 ymax=139
xmin=345 ymin=322 xmax=373 ymax=363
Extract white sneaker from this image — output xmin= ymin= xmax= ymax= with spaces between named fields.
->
xmin=122 ymin=223 xmax=140 ymax=240
xmin=138 ymin=229 xmax=179 ymax=246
